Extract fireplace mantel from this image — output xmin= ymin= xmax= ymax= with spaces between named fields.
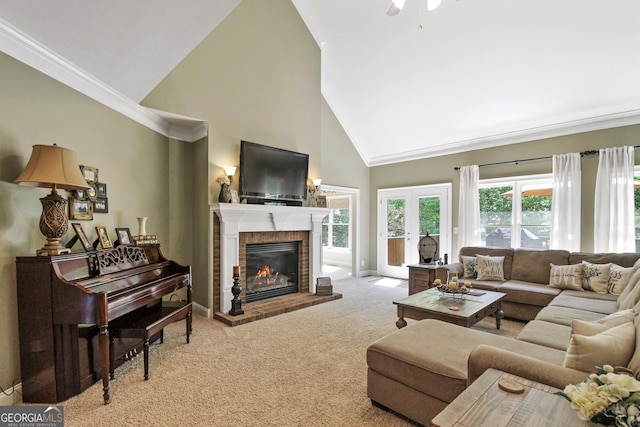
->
xmin=210 ymin=203 xmax=329 ymax=314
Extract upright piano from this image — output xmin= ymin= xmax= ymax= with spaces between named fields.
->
xmin=15 ymin=244 xmax=192 ymax=404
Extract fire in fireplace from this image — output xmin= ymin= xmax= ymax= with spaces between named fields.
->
xmin=246 ymin=242 xmax=299 ymax=302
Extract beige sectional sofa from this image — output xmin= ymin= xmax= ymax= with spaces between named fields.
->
xmin=367 ymin=247 xmax=640 ymax=426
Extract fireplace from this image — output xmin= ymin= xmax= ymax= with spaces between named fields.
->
xmin=245 ymin=242 xmax=299 ymax=302
xmin=211 ymin=203 xmax=329 ymax=315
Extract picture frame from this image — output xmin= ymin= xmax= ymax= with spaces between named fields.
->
xmin=94 ymin=197 xmax=108 ymax=213
xmin=72 ymin=189 xmax=86 ymax=201
xmin=69 ymin=197 xmax=93 ymax=220
xmin=80 ymin=165 xmax=99 ymax=183
xmin=231 ymin=190 xmax=239 ymax=204
xmin=71 ymin=223 xmax=93 ymax=251
xmin=95 ymin=226 xmax=113 ymax=249
xmin=115 ymin=228 xmax=133 ymax=246
xmin=96 ymin=182 xmax=107 ymax=197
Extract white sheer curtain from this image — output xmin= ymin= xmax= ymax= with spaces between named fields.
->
xmin=550 ymin=153 xmax=581 ymax=251
xmin=458 ymin=165 xmax=481 ymax=248
xmin=594 ymin=146 xmax=635 ymax=253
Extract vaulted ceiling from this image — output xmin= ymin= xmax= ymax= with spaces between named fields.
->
xmin=1 ymin=0 xmax=639 ymax=166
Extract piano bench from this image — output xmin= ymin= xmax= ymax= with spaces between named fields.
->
xmin=109 ymin=301 xmax=192 ymax=380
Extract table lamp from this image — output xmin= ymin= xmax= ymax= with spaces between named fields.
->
xmin=14 ymin=144 xmax=90 ymax=255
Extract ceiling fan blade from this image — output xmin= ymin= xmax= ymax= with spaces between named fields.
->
xmin=386 ymin=3 xmax=402 ymax=16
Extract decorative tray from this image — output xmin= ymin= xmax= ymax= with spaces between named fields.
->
xmin=436 ymin=284 xmax=470 ymax=299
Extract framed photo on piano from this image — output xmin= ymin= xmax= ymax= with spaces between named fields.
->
xmin=115 ymin=228 xmax=133 ymax=246
xmin=71 ymin=223 xmax=93 ymax=251
xmin=95 ymin=226 xmax=113 ymax=249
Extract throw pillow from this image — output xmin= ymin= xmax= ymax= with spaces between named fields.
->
xmin=582 ymin=261 xmax=612 ymax=293
xmin=475 ymin=254 xmax=505 ymax=281
xmin=461 ymin=256 xmax=477 ymax=279
xmin=618 ymin=265 xmax=640 ymax=309
xmin=562 ymin=321 xmax=635 ymax=372
xmin=571 ymin=310 xmax=636 ymax=336
xmin=548 ymin=263 xmax=583 ymax=291
xmin=608 ymin=264 xmax=634 ymax=295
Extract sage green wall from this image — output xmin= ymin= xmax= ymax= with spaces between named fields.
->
xmin=320 ymin=97 xmax=371 ymax=272
xmin=143 ymin=0 xmax=336 ymax=306
xmin=143 ymin=0 xmax=322 ymax=190
xmin=370 ymin=125 xmax=640 ymax=269
xmin=0 ymin=52 xmax=193 ymax=394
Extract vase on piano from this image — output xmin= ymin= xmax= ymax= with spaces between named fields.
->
xmin=137 ymin=217 xmax=147 ymax=236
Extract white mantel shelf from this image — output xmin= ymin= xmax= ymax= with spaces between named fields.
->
xmin=210 ymin=203 xmax=330 ymax=314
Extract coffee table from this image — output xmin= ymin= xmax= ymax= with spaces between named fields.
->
xmin=393 ymin=287 xmax=505 ymax=329
xmin=431 ymin=368 xmax=588 ymax=426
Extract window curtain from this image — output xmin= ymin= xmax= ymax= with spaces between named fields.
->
xmin=550 ymin=153 xmax=581 ymax=251
xmin=458 ymin=165 xmax=481 ymax=248
xmin=594 ymin=146 xmax=635 ymax=253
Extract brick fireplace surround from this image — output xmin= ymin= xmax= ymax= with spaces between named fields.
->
xmin=210 ymin=204 xmax=342 ymax=326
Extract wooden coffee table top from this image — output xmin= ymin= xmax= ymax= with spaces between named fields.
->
xmin=393 ymin=287 xmax=506 ymax=329
xmin=431 ymin=368 xmax=589 ymax=426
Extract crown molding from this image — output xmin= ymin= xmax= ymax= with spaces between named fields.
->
xmin=366 ymin=109 xmax=640 ymax=167
xmin=0 ymin=18 xmax=206 ymax=143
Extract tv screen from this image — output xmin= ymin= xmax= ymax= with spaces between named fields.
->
xmin=239 ymin=141 xmax=309 ymax=205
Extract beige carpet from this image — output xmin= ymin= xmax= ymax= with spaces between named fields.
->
xmin=59 ymin=277 xmax=524 ymax=427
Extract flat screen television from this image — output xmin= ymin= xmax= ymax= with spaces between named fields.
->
xmin=239 ymin=141 xmax=309 ymax=206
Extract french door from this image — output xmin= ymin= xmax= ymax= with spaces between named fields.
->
xmin=378 ymin=184 xmax=451 ymax=279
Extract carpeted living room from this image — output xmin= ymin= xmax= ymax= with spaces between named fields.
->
xmin=2 ymin=1 xmax=640 ymax=426
xmin=57 ymin=277 xmax=524 ymax=426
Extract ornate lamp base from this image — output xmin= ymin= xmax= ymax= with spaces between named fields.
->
xmin=37 ymin=190 xmax=71 ymax=256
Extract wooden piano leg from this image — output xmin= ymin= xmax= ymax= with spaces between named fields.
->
xmin=99 ymin=324 xmax=111 ymax=404
xmin=186 ymin=310 xmax=191 ymax=344
xmin=98 ymin=293 xmax=110 ymax=404
xmin=143 ymin=338 xmax=150 ymax=380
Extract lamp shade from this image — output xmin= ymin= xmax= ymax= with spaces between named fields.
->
xmin=14 ymin=144 xmax=90 ymax=190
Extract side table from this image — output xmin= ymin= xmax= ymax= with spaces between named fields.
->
xmin=431 ymin=368 xmax=592 ymax=426
xmin=408 ymin=263 xmax=438 ymax=294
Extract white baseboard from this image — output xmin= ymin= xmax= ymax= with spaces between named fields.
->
xmin=0 ymin=382 xmax=22 ymax=406
xmin=193 ymin=301 xmax=210 ymax=318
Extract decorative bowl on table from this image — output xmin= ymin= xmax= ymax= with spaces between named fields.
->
xmin=436 ymin=283 xmax=470 ymax=298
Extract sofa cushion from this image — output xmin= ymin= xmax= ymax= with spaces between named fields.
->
xmin=510 ymin=248 xmax=570 ymax=284
xmin=515 ymin=320 xmax=572 ymax=351
xmin=535 ymin=305 xmax=607 ymax=326
xmin=570 ymin=252 xmax=640 ymax=268
xmin=562 ymin=321 xmax=635 ymax=372
xmin=626 ymin=316 xmax=640 ymax=378
xmin=548 ymin=263 xmax=583 ymax=291
xmin=561 ymin=289 xmax=619 ymax=301
xmin=497 ymin=280 xmax=560 ymax=307
xmin=459 ymin=247 xmax=514 ymax=280
xmin=619 ymin=267 xmax=640 ymax=310
xmin=547 ymin=294 xmax=619 ymax=315
xmin=366 ymin=319 xmax=565 ymax=404
xmin=582 ymin=261 xmax=612 ymax=293
xmin=475 ymin=255 xmax=505 ymax=281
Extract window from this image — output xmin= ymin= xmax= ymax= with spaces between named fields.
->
xmin=322 ymin=196 xmax=351 ymax=249
xmin=479 ymin=176 xmax=552 ymax=249
xmin=634 ymin=169 xmax=640 ymax=252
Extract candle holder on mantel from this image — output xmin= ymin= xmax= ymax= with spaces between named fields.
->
xmin=229 ymin=265 xmax=244 ymax=316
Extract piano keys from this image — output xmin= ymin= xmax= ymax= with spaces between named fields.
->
xmin=15 ymin=244 xmax=192 ymax=404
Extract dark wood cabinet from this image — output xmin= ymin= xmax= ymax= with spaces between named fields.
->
xmin=408 ymin=264 xmax=438 ymax=294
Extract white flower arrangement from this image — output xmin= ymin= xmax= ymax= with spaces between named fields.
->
xmin=558 ymin=365 xmax=640 ymax=426
xmin=216 ymin=174 xmax=230 ymax=186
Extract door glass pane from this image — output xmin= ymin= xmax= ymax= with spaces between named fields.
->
xmin=387 ymin=198 xmax=406 ymax=266
xmin=480 ymin=186 xmax=513 ymax=247
xmin=418 ymin=196 xmax=441 ymax=262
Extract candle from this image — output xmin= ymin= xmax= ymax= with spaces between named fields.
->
xmin=233 ymin=265 xmax=240 ymax=276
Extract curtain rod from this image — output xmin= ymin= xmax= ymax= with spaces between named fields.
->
xmin=452 ymin=148 xmax=636 ymax=171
